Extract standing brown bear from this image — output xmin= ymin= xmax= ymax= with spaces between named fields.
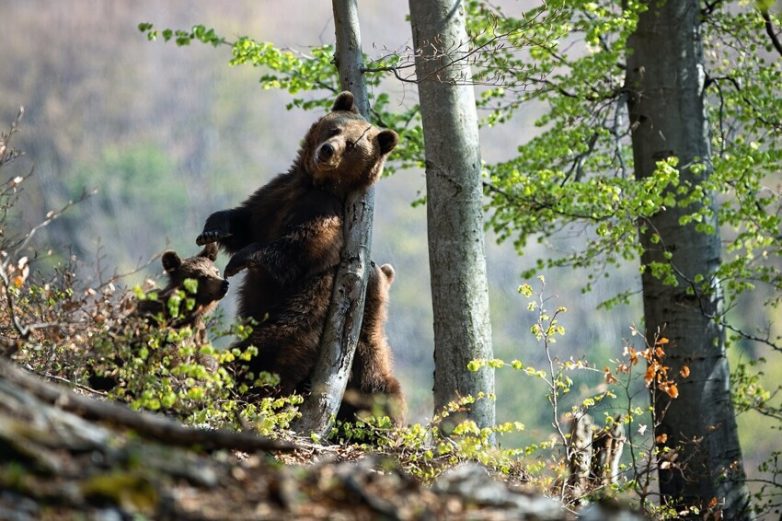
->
xmin=196 ymin=91 xmax=399 ymax=400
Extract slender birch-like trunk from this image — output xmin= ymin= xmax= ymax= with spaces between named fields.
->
xmin=626 ymin=2 xmax=751 ymax=517
xmin=408 ymin=0 xmax=495 ymax=430
xmin=293 ymin=0 xmax=374 ymax=437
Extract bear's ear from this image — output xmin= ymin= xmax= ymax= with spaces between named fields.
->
xmin=332 ymin=91 xmax=358 ymax=113
xmin=199 ymin=242 xmax=219 ymax=261
xmin=161 ymin=251 xmax=182 ymax=273
xmin=377 ymin=129 xmax=399 ymax=155
xmin=380 ymin=263 xmax=395 ymax=284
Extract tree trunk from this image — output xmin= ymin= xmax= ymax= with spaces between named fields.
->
xmin=292 ymin=0 xmax=374 ymax=438
xmin=626 ymin=2 xmax=751 ymax=517
xmin=408 ymin=0 xmax=495 ymax=431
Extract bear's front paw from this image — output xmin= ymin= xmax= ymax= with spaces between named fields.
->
xmin=224 ymin=256 xmax=248 ymax=277
xmin=197 ymin=210 xmax=235 ymax=245
xmin=224 ymin=247 xmax=258 ymax=277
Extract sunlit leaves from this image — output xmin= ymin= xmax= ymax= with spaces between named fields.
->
xmin=699 ymin=6 xmax=782 ymax=309
xmin=138 ymin=23 xmax=223 ymax=47
xmin=230 ymin=39 xmax=337 ymax=97
xmin=470 ymin=0 xmax=782 ymax=314
xmin=137 ymin=22 xmax=424 ymax=173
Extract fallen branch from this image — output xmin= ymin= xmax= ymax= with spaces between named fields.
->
xmin=0 ymin=358 xmax=297 ymax=452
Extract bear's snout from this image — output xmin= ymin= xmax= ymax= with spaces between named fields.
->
xmin=220 ymin=279 xmax=230 ymax=296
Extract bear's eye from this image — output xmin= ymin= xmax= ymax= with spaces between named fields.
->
xmin=345 ymin=139 xmax=356 ymax=150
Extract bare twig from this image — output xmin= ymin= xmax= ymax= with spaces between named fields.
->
xmin=94 ymin=249 xmax=161 ymax=291
xmin=0 ymin=262 xmax=33 ymax=340
xmin=720 ymin=319 xmax=782 ymax=353
xmin=42 ymin=371 xmax=109 ymax=397
xmin=761 ymin=10 xmax=782 ymax=57
xmin=706 ymin=74 xmax=782 ymax=131
xmin=0 ymin=107 xmax=25 ymax=168
xmin=0 ymin=188 xmax=94 ymax=341
xmin=5 ymin=189 xmax=94 ymax=258
xmin=702 ymin=0 xmax=725 ymax=18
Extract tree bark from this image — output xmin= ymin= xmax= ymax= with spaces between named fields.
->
xmin=626 ymin=2 xmax=751 ymax=517
xmin=408 ymin=0 xmax=495 ymax=431
xmin=292 ymin=0 xmax=374 ymax=438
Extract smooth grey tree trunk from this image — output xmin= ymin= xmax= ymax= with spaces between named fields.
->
xmin=292 ymin=0 xmax=373 ymax=438
xmin=626 ymin=2 xmax=751 ymax=517
xmin=408 ymin=0 xmax=495 ymax=431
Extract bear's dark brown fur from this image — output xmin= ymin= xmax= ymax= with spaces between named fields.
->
xmin=223 ymin=261 xmax=405 ymax=426
xmin=196 ymin=91 xmax=399 ymax=400
xmin=339 ymin=262 xmax=405 ymax=426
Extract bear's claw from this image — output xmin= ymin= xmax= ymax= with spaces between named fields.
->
xmin=196 ymin=230 xmax=231 ymax=246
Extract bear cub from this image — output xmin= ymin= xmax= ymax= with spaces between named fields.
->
xmin=339 ymin=262 xmax=405 ymax=426
xmin=136 ymin=243 xmax=228 ymax=336
xmin=88 ymin=244 xmax=228 ymax=391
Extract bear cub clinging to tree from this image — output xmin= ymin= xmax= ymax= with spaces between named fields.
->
xmin=338 ymin=262 xmax=405 ymax=426
xmin=196 ymin=91 xmax=401 ymax=419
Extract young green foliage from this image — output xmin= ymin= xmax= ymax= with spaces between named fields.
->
xmin=136 ymin=22 xmax=425 ymax=172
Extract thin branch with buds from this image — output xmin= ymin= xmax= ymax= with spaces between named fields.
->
xmin=761 ymin=10 xmax=782 ymax=57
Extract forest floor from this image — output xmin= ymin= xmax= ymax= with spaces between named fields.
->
xmin=0 ymin=359 xmax=640 ymax=521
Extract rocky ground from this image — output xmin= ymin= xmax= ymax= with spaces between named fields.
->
xmin=0 ymin=359 xmax=643 ymax=521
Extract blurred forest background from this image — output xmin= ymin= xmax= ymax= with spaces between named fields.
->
xmin=1 ymin=0 xmax=778 ymax=495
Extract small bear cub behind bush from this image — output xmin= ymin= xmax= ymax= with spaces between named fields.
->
xmin=88 ymin=244 xmax=228 ymax=392
xmin=136 ymin=242 xmax=228 ymax=336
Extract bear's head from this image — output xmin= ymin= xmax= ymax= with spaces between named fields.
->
xmin=160 ymin=243 xmax=229 ymax=310
xmin=378 ymin=263 xmax=395 ymax=292
xmin=303 ymin=91 xmax=399 ymax=193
